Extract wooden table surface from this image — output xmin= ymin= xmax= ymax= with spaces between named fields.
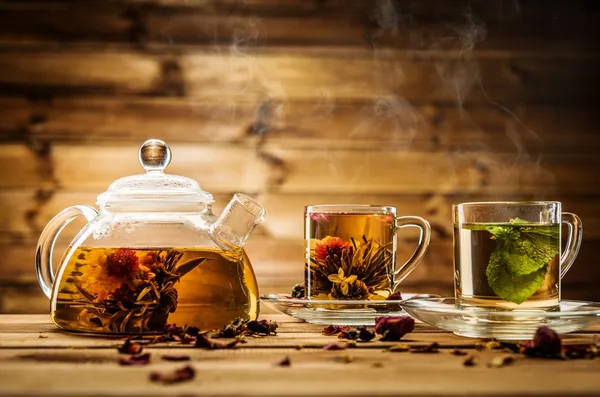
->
xmin=1 ymin=314 xmax=599 ymax=397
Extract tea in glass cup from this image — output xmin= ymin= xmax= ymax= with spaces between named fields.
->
xmin=453 ymin=202 xmax=582 ymax=311
xmin=304 ymin=205 xmax=431 ymax=300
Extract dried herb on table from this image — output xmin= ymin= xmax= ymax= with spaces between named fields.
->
xmin=309 ymin=236 xmax=394 ymax=300
xmin=73 ymin=249 xmax=210 ymax=333
xmin=521 ymin=326 xmax=562 ymax=358
xmin=357 ymin=327 xmax=376 ymax=342
xmin=488 ymin=355 xmax=515 ymax=368
xmin=150 ymin=365 xmax=195 ymax=384
xmin=463 ymin=355 xmax=477 ymax=367
xmin=451 ymin=349 xmax=468 ymax=356
xmin=119 ymin=353 xmax=151 ymax=366
xmin=212 ymin=318 xmax=278 ymax=338
xmin=322 ymin=325 xmax=350 ymax=336
xmin=194 ymin=334 xmax=239 ymax=349
xmin=375 ymin=316 xmax=415 ymax=341
xmin=410 ymin=342 xmax=440 ymax=354
xmin=117 ymin=339 xmax=143 ymax=355
xmin=275 ymin=357 xmax=291 ymax=367
xmin=337 ymin=330 xmax=359 ymax=340
xmin=246 ymin=319 xmax=278 ymax=336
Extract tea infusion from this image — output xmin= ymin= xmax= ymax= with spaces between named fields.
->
xmin=454 ymin=218 xmax=560 ymax=309
xmin=52 ymin=247 xmax=259 ymax=334
xmin=305 ymin=212 xmax=395 ymax=300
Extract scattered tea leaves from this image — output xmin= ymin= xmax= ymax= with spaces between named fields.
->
xmin=212 ymin=317 xmax=247 ymax=338
xmin=117 ymin=339 xmax=143 ymax=355
xmin=119 ymin=353 xmax=151 ymax=366
xmin=276 ymin=356 xmax=291 ymax=367
xmin=323 ymin=343 xmax=347 ymax=351
xmin=387 ymin=344 xmax=410 ymax=352
xmin=322 ymin=325 xmax=350 ymax=336
xmin=194 ymin=334 xmax=239 ymax=350
xmin=488 ymin=355 xmax=515 ymax=368
xmin=375 ymin=316 xmax=415 ymax=341
xmin=451 ymin=349 xmax=468 ymax=356
xmin=463 ymin=355 xmax=477 ymax=367
xmin=161 ymin=354 xmax=190 ymax=362
xmin=246 ymin=319 xmax=278 ymax=336
xmin=149 ymin=365 xmax=195 ymax=385
xmin=337 ymin=330 xmax=359 ymax=340
xmin=563 ymin=344 xmax=599 ymax=359
xmin=357 ymin=327 xmax=376 ymax=342
xmin=410 ymin=342 xmax=440 ymax=354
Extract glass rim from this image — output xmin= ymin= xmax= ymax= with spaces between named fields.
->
xmin=454 ymin=201 xmax=561 ymax=208
xmin=305 ymin=204 xmax=396 ymax=214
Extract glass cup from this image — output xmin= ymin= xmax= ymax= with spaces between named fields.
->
xmin=453 ymin=201 xmax=583 ymax=311
xmin=304 ymin=205 xmax=431 ymax=300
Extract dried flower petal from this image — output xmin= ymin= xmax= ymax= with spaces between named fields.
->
xmin=119 ymin=353 xmax=151 ymax=366
xmin=149 ymin=365 xmax=195 ymax=384
xmin=337 ymin=330 xmax=359 ymax=340
xmin=463 ymin=355 xmax=477 ymax=367
xmin=246 ymin=319 xmax=278 ymax=336
xmin=314 ymin=237 xmax=352 ymax=262
xmin=117 ymin=339 xmax=143 ymax=355
xmin=106 ymin=248 xmax=139 ymax=277
xmin=276 ymin=357 xmax=291 ymax=367
xmin=322 ymin=325 xmax=350 ymax=336
xmin=212 ymin=317 xmax=247 ymax=338
xmin=323 ymin=343 xmax=346 ymax=351
xmin=162 ymin=354 xmax=190 ymax=362
xmin=194 ymin=334 xmax=239 ymax=349
xmin=410 ymin=342 xmax=440 ymax=354
xmin=375 ymin=316 xmax=415 ymax=341
xmin=488 ymin=354 xmax=515 ymax=368
xmin=357 ymin=327 xmax=375 ymax=342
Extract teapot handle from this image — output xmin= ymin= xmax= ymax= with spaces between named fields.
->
xmin=35 ymin=205 xmax=98 ymax=299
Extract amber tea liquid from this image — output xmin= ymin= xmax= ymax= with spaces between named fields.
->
xmin=454 ymin=222 xmax=560 ymax=310
xmin=305 ymin=211 xmax=396 ymax=300
xmin=51 ymin=247 xmax=259 ymax=334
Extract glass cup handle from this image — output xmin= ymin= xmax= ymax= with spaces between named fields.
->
xmin=560 ymin=212 xmax=583 ymax=279
xmin=35 ymin=205 xmax=98 ymax=299
xmin=394 ymin=216 xmax=432 ymax=283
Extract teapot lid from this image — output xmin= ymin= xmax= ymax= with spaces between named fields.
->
xmin=96 ymin=139 xmax=213 ymax=208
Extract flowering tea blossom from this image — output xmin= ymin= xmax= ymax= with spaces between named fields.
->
xmin=314 ymin=236 xmax=352 ymax=262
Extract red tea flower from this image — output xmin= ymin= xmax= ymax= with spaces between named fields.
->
xmin=314 ymin=237 xmax=352 ymax=262
xmin=106 ymin=249 xmax=139 ymax=278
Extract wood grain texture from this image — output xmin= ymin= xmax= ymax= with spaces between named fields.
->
xmin=0 ymin=0 xmax=599 ymax=313
xmin=0 ymin=315 xmax=600 ymax=397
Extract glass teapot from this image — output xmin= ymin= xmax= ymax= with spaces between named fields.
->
xmin=36 ymin=139 xmax=265 ymax=334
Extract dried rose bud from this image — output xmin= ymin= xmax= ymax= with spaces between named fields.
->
xmin=322 ymin=325 xmax=350 ymax=336
xmin=149 ymin=365 xmax=195 ymax=384
xmin=533 ymin=326 xmax=562 ymax=356
xmin=357 ymin=327 xmax=375 ymax=342
xmin=375 ymin=316 xmax=415 ymax=341
xmin=117 ymin=339 xmax=143 ymax=355
xmin=119 ymin=353 xmax=151 ymax=366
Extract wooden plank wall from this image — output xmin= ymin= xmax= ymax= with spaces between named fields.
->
xmin=0 ymin=0 xmax=598 ymax=313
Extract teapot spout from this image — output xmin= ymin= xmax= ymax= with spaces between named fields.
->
xmin=210 ymin=193 xmax=265 ymax=251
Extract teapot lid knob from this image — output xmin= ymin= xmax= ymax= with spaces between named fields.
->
xmin=139 ymin=139 xmax=171 ymax=172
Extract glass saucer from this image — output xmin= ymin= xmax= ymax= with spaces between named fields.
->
xmin=260 ymin=293 xmax=437 ymax=326
xmin=400 ymin=297 xmax=600 ymax=340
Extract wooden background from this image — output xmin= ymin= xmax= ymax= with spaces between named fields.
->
xmin=0 ymin=0 xmax=598 ymax=313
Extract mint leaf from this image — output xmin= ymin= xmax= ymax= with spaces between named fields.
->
xmin=465 ymin=218 xmax=559 ymax=304
xmin=486 ymin=252 xmax=548 ymax=304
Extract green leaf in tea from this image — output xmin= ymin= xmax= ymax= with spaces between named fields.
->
xmin=468 ymin=218 xmax=559 ymax=304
